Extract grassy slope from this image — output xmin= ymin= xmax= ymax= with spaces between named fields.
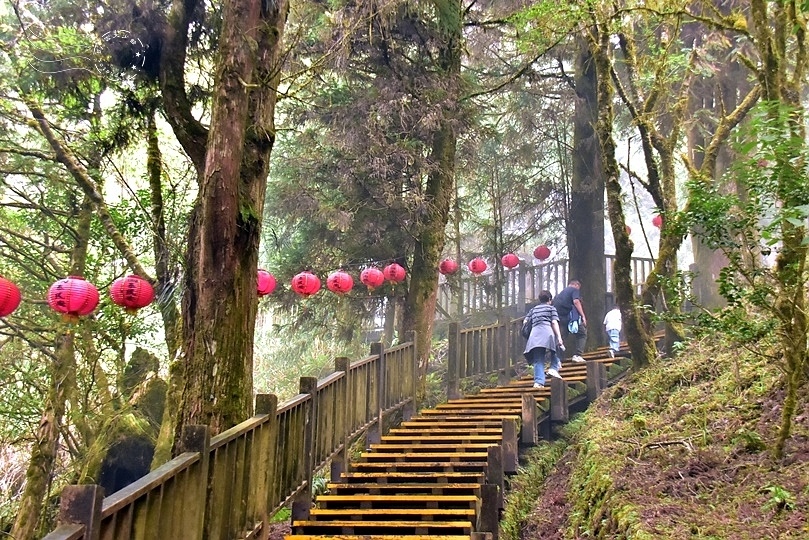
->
xmin=503 ymin=335 xmax=809 ymax=539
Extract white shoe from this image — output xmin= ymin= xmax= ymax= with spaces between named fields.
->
xmin=547 ymin=368 xmax=562 ymax=380
xmin=571 ymin=355 xmax=586 ymax=363
xmin=533 ymin=383 xmax=543 ymax=388
xmin=608 ymin=349 xmax=615 ymax=358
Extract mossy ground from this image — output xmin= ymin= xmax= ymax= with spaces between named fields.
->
xmin=505 ymin=334 xmax=809 ymax=539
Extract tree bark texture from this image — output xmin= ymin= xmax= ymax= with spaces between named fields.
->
xmin=402 ymin=0 xmax=462 ymax=388
xmin=570 ymin=34 xmax=606 ymax=347
xmin=174 ymin=0 xmax=289 ymax=441
xmin=589 ymin=25 xmax=657 ymax=370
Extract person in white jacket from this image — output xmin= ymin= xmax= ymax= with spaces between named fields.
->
xmin=603 ymin=304 xmax=622 ymax=357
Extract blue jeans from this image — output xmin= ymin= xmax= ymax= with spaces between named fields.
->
xmin=607 ymin=329 xmax=620 ymax=352
xmin=528 ymin=347 xmax=561 ymax=386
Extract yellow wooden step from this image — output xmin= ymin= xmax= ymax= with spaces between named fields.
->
xmin=291 ymin=519 xmax=474 ymax=535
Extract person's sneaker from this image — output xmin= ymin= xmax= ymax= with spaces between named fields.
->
xmin=533 ymin=383 xmax=543 ymax=388
xmin=547 ymin=368 xmax=563 ymax=379
xmin=571 ymin=355 xmax=586 ymax=363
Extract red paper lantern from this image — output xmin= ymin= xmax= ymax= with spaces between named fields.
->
xmin=626 ymin=225 xmax=632 ymax=235
xmin=110 ymin=275 xmax=155 ymax=313
xmin=439 ymin=258 xmax=459 ymax=275
xmin=257 ymin=269 xmax=277 ymax=296
xmin=383 ymin=263 xmax=406 ymax=283
xmin=501 ymin=253 xmax=520 ymax=269
xmin=47 ymin=276 xmax=99 ymax=319
xmin=533 ymin=245 xmax=551 ymax=261
xmin=291 ymin=271 xmax=321 ymax=297
xmin=0 ymin=277 xmax=21 ymax=317
xmin=360 ymin=267 xmax=385 ymax=290
xmin=468 ymin=257 xmax=487 ymax=275
xmin=327 ymin=270 xmax=354 ymax=294
xmin=652 ymin=214 xmax=663 ymax=228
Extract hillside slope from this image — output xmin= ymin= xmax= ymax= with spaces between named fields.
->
xmin=504 ymin=335 xmax=809 ymax=539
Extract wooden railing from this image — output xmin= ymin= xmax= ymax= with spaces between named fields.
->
xmin=42 ymin=298 xmax=637 ymax=540
xmin=43 ymin=336 xmax=418 ymax=540
xmin=436 ymin=255 xmax=655 ymax=319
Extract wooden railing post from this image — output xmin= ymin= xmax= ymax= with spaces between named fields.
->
xmin=520 ymin=394 xmax=536 ymax=445
xmin=586 ymin=360 xmax=607 ymax=403
xmin=255 ymin=393 xmax=278 ymax=540
xmin=54 ymin=484 xmax=104 ymax=540
xmin=477 ymin=483 xmax=500 ymax=540
xmin=177 ymin=424 xmax=210 ymax=540
xmin=365 ymin=342 xmax=384 ymax=447
xmin=550 ymin=377 xmax=569 ymax=423
xmin=497 ymin=316 xmax=510 ymax=386
xmin=501 ymin=418 xmax=519 ymax=474
xmin=332 ymin=357 xmax=350 ymax=482
xmin=447 ymin=322 xmax=461 ymax=400
xmin=292 ymin=377 xmax=318 ymax=522
xmin=485 ymin=445 xmax=504 ymax=509
xmin=517 ymin=261 xmax=527 ymax=310
xmin=404 ymin=332 xmax=418 ymax=420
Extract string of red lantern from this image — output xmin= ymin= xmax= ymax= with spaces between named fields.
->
xmin=327 ymin=270 xmax=354 ymax=294
xmin=533 ymin=244 xmax=551 ymax=261
xmin=501 ymin=253 xmax=520 ymax=268
xmin=468 ymin=257 xmax=487 ymax=275
xmin=257 ymin=269 xmax=277 ymax=296
xmin=0 ymin=276 xmax=21 ymax=317
xmin=47 ymin=276 xmax=100 ymax=321
xmin=360 ymin=267 xmax=385 ymax=290
xmin=439 ymin=258 xmax=459 ymax=275
xmin=110 ymin=275 xmax=155 ymax=313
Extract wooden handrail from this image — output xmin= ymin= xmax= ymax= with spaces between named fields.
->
xmin=43 ymin=338 xmax=420 ymax=540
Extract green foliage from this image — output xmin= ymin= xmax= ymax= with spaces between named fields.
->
xmin=500 ymin=417 xmax=581 ymax=539
xmin=762 ymin=485 xmax=795 ymax=513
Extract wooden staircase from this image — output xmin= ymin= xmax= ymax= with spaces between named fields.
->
xmin=286 ymin=345 xmax=631 ymax=540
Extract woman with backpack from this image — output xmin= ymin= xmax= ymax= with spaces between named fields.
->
xmin=522 ymin=290 xmax=565 ymax=388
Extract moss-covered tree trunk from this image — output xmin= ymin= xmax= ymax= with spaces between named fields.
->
xmin=570 ymin=34 xmax=606 ymax=347
xmin=172 ymin=0 xmax=289 ymax=441
xmin=749 ymin=0 xmax=809 ymax=459
xmin=588 ymin=25 xmax=657 ymax=370
xmin=403 ymin=0 xmax=462 ymax=388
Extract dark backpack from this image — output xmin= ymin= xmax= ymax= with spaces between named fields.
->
xmin=521 ymin=316 xmax=532 ymax=339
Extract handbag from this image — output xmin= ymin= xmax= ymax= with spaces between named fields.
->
xmin=521 ymin=317 xmax=532 ymax=339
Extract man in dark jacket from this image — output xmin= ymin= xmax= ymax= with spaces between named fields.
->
xmin=552 ymin=279 xmax=588 ymax=362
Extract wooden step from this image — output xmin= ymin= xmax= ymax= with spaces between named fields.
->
xmin=315 ymin=494 xmax=479 ymax=509
xmin=369 ymin=443 xmax=496 ymax=453
xmin=418 ymin=408 xmax=522 ymax=416
xmin=286 ymin=536 xmax=473 ymax=540
xmin=404 ymin=414 xmax=520 ymax=422
xmin=380 ymin=435 xmax=502 ymax=444
xmin=338 ymin=471 xmax=485 ymax=484
xmin=307 ymin=508 xmax=477 ymax=521
xmin=291 ymin=519 xmax=474 ymax=535
xmin=349 ymin=461 xmax=488 ymax=474
xmin=401 ymin=418 xmax=505 ymax=427
xmin=359 ymin=452 xmax=489 ymax=463
xmin=388 ymin=427 xmax=502 ymax=436
xmin=327 ymin=482 xmax=482 ymax=497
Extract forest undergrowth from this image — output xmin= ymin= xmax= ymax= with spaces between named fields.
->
xmin=503 ymin=334 xmax=809 ymax=540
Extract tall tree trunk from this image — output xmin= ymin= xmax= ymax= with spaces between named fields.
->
xmin=172 ymin=0 xmax=289 ymax=442
xmin=403 ymin=0 xmax=462 ymax=388
xmin=570 ymin=34 xmax=606 ymax=347
xmin=11 ymin=198 xmax=92 ymax=540
xmin=589 ymin=25 xmax=657 ymax=369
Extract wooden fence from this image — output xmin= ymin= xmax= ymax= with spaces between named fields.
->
xmin=41 ymin=301 xmax=636 ymax=540
xmin=42 ymin=337 xmax=419 ymax=540
xmin=436 ymin=255 xmax=655 ymax=320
